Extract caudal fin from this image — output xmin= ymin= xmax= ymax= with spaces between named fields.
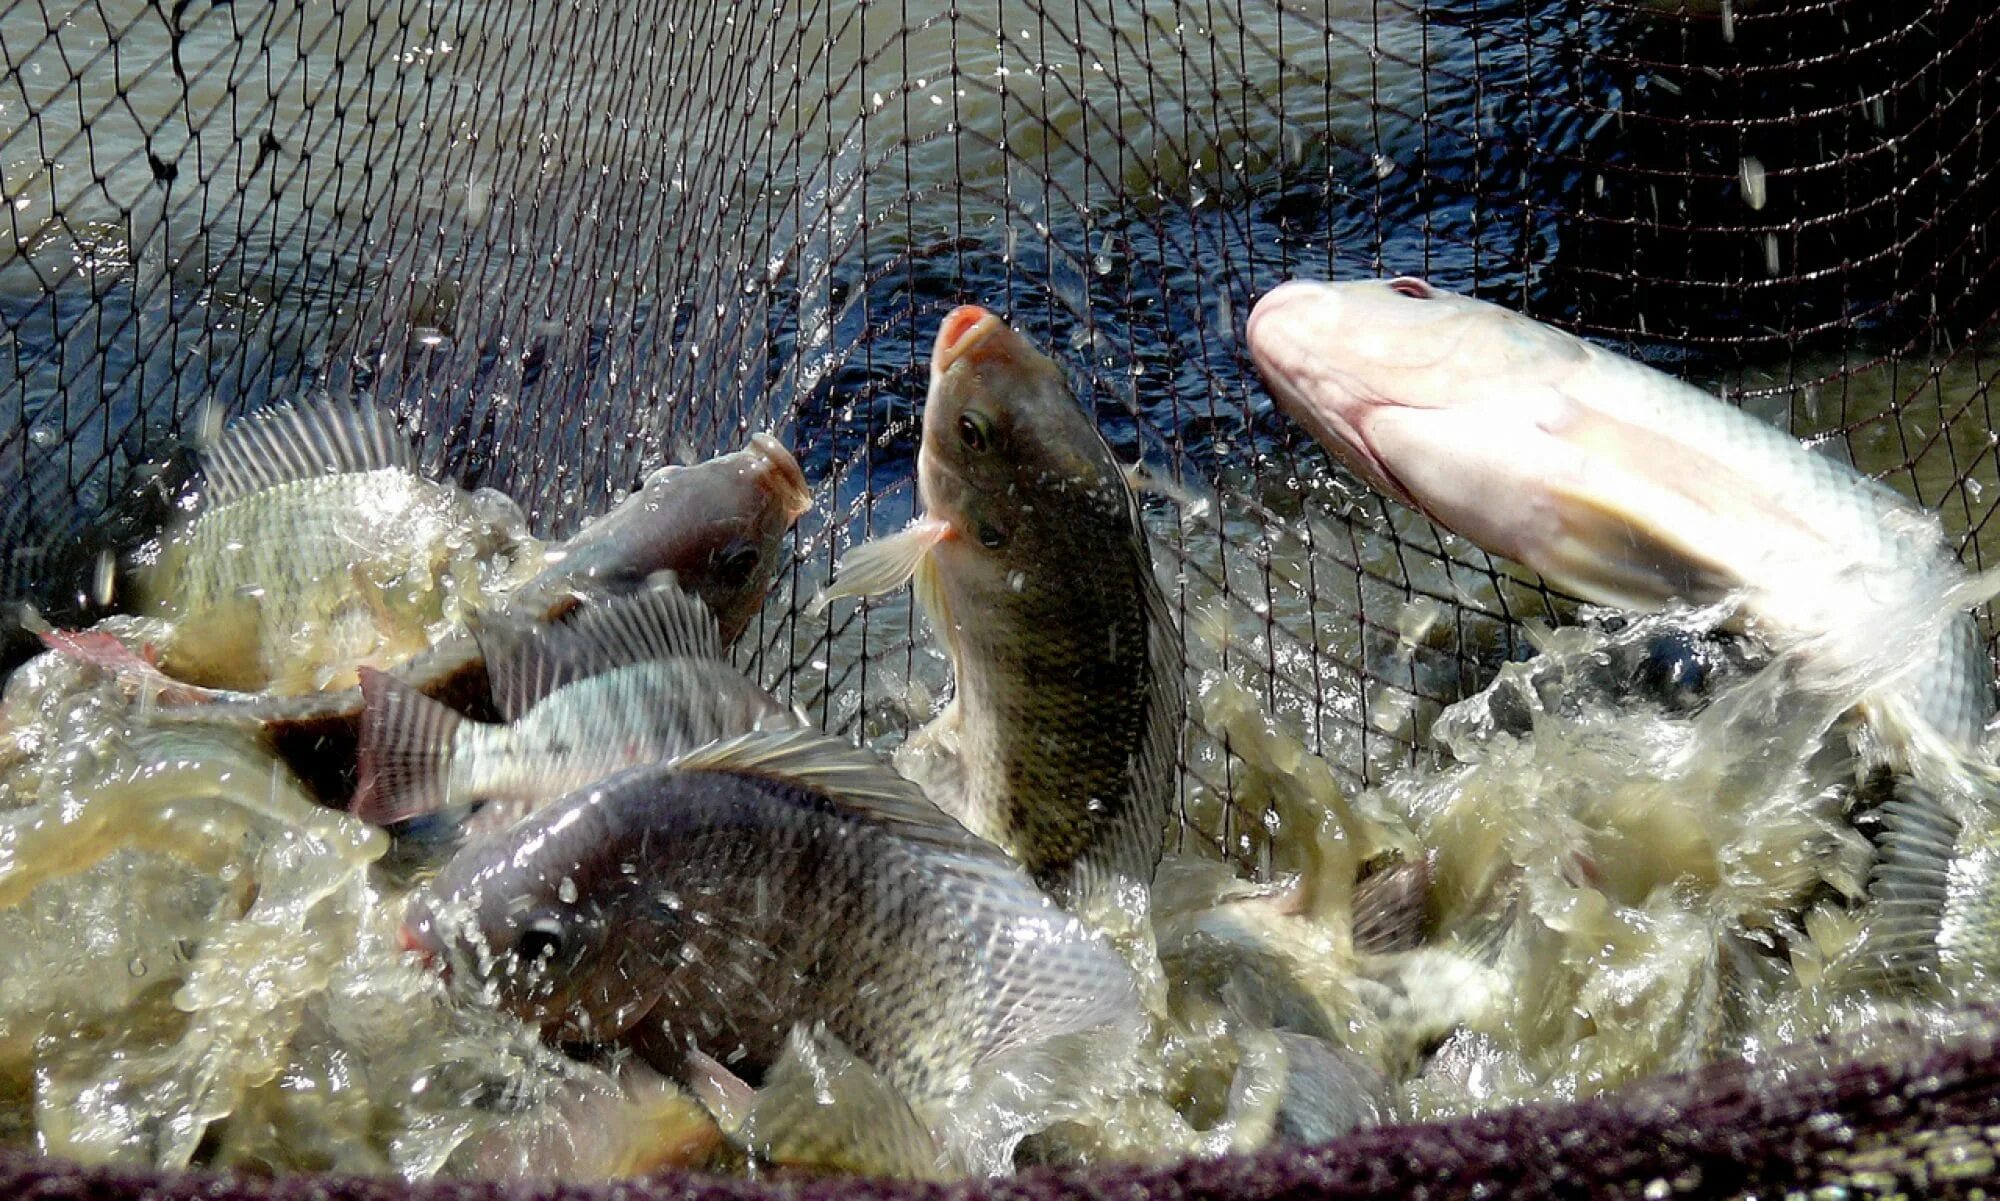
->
xmin=351 ymin=667 xmax=464 ymax=827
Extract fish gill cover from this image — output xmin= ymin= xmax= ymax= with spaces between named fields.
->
xmin=2 ymin=0 xmax=2000 ymax=1196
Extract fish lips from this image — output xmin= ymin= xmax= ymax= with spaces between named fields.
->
xmin=1248 ymin=285 xmax=1424 ymax=511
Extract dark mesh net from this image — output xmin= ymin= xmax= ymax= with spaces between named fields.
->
xmin=3 ymin=0 xmax=2000 ymax=1188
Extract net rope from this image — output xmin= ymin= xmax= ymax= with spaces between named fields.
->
xmin=2 ymin=0 xmax=1996 ymax=872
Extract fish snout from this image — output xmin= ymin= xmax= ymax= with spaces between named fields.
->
xmin=1246 ymin=280 xmax=1328 ymax=344
xmin=397 ymin=921 xmax=448 ymax=979
xmin=933 ymin=305 xmax=1004 ymax=373
xmin=746 ymin=432 xmax=812 ymax=519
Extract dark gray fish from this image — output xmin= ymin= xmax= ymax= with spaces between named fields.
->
xmin=400 ymin=728 xmax=1139 ymax=1108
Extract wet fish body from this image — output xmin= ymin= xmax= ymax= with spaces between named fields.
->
xmin=1245 ymin=277 xmax=1992 ymax=754
xmin=815 ymin=306 xmax=1184 ymax=917
xmin=1246 ymin=277 xmax=1999 ymax=984
xmin=401 ymin=728 xmax=1139 ymax=1111
xmin=139 ymin=400 xmax=537 ymax=695
xmin=351 ymin=580 xmax=801 ymax=839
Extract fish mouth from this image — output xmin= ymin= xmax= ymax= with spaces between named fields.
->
xmin=932 ymin=305 xmax=1006 ymax=374
xmin=746 ymin=432 xmax=813 ymax=519
xmin=1247 ymin=284 xmax=1422 ymax=510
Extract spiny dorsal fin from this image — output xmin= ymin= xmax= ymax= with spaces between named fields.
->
xmin=481 ymin=578 xmax=722 ymax=721
xmin=668 ymin=728 xmax=994 ymax=859
xmin=201 ymin=398 xmax=419 ymax=508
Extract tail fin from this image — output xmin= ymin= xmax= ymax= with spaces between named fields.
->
xmin=351 ymin=667 xmax=464 ymax=827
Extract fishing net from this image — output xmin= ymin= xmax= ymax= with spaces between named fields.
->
xmin=4 ymin=0 xmax=2000 ymax=1192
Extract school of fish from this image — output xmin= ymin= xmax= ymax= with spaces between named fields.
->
xmin=1 ymin=278 xmax=1996 ymax=1183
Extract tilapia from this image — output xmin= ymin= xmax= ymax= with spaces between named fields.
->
xmin=812 ymin=305 xmax=1185 ymax=923
xmin=400 ymin=727 xmax=1140 ymax=1160
xmin=1246 ymin=277 xmax=1999 ymax=982
xmin=350 ymin=577 xmax=801 ymax=839
xmin=135 ymin=398 xmax=540 ymax=695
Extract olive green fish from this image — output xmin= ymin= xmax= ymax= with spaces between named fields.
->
xmin=811 ymin=305 xmax=1185 ymax=918
xmin=137 ymin=399 xmax=538 ymax=695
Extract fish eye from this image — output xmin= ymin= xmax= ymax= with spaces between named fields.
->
xmin=713 ymin=540 xmax=762 ymax=586
xmin=514 ymin=916 xmax=567 ymax=967
xmin=1388 ymin=277 xmax=1435 ymax=300
xmin=957 ymin=411 xmax=992 ymax=453
xmin=977 ymin=523 xmax=1005 ymax=549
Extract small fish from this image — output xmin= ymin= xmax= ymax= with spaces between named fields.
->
xmin=350 ymin=577 xmax=801 ymax=838
xmin=812 ymin=306 xmax=1184 ymax=920
xmin=544 ymin=431 xmax=812 ymax=645
xmin=1247 ymin=277 xmax=1999 ymax=981
xmin=137 ymin=398 xmax=539 ymax=695
xmin=400 ymin=727 xmax=1139 ymax=1115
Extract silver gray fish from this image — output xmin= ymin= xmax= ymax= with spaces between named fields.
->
xmin=812 ymin=305 xmax=1184 ymax=920
xmin=350 ymin=578 xmax=799 ymax=838
xmin=399 ymin=727 xmax=1138 ymax=1110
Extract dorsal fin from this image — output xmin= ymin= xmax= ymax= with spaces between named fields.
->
xmin=480 ymin=577 xmax=723 ymax=721
xmin=668 ymin=728 xmax=994 ymax=860
xmin=201 ymin=398 xmax=419 ymax=507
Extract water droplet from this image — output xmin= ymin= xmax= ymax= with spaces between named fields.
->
xmin=558 ymin=876 xmax=578 ymax=904
xmin=127 ymin=954 xmax=148 ymax=977
xmin=28 ymin=423 xmax=58 ymax=448
xmin=1738 ymin=156 xmax=1767 ymax=211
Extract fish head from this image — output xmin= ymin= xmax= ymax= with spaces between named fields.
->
xmin=552 ymin=434 xmax=811 ymax=643
xmin=399 ymin=794 xmax=663 ymax=1041
xmin=1246 ymin=278 xmax=1762 ymax=611
xmin=916 ymin=306 xmax=1133 ymax=572
xmin=1246 ymin=277 xmax=1592 ymax=512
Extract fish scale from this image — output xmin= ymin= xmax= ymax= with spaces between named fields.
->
xmin=152 ymin=467 xmax=527 ymax=694
xmin=402 ymin=728 xmax=1138 ymax=1115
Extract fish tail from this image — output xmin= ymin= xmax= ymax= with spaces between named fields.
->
xmin=351 ymin=666 xmax=463 ymax=827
